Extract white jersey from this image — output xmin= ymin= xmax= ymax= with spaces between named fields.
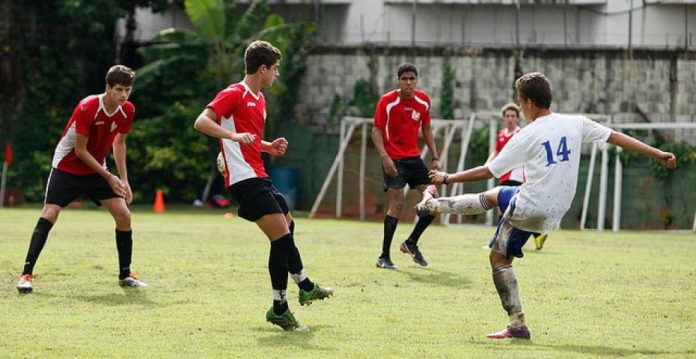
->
xmin=488 ymin=113 xmax=612 ymax=232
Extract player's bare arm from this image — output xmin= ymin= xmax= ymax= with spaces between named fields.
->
xmin=74 ymin=134 xmax=126 ymax=198
xmin=371 ymin=126 xmax=397 ymax=176
xmin=194 ymin=108 xmax=256 ymax=145
xmin=112 ymin=133 xmax=132 ymax=204
xmin=429 ymin=165 xmax=494 ymax=185
xmin=422 ymin=122 xmax=440 ymax=170
xmin=607 ymin=131 xmax=676 ymax=169
xmin=261 ymin=138 xmax=288 ymax=157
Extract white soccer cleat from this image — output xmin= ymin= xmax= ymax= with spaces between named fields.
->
xmin=17 ymin=274 xmax=34 ymax=293
xmin=119 ymin=273 xmax=148 ymax=288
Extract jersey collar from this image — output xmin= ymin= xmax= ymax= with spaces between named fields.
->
xmin=98 ymin=94 xmax=126 ymax=118
xmin=240 ymin=81 xmax=261 ymax=101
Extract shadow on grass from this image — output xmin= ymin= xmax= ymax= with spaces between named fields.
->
xmin=253 ymin=324 xmax=336 ymax=351
xmin=396 ymin=267 xmax=472 ymax=288
xmin=58 ymin=290 xmax=161 ymax=307
xmin=467 ymin=338 xmax=695 ymax=356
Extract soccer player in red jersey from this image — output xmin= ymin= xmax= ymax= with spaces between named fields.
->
xmin=373 ymin=63 xmax=440 ymax=270
xmin=487 ymin=103 xmax=548 ymax=250
xmin=488 ymin=103 xmax=525 ymax=186
xmin=17 ymin=65 xmax=147 ymax=293
xmin=194 ymin=40 xmax=333 ymax=331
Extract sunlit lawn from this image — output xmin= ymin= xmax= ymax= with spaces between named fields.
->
xmin=1 ymin=207 xmax=694 ymax=358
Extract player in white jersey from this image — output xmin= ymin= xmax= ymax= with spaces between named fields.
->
xmin=416 ymin=72 xmax=676 ymax=339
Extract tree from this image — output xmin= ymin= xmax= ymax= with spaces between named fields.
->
xmin=132 ymin=0 xmax=314 ymax=202
xmin=0 ymin=0 xmax=170 ymax=201
xmin=440 ymin=51 xmax=455 ymax=120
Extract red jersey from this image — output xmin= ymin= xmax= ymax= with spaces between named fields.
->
xmin=52 ymin=94 xmax=135 ymax=175
xmin=496 ymin=127 xmax=525 ymax=183
xmin=373 ymin=89 xmax=431 ymax=159
xmin=207 ymin=81 xmax=268 ymax=186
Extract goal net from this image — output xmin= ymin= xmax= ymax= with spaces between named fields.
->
xmin=308 ymin=115 xmax=496 ymax=225
xmin=310 ymin=115 xmax=696 ymax=232
xmin=579 ymin=119 xmax=696 ymax=232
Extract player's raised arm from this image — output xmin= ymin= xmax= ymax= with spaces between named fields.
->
xmin=193 ymin=108 xmax=256 ymax=144
xmin=607 ymin=131 xmax=676 ymax=169
xmin=429 ymin=165 xmax=494 ymax=185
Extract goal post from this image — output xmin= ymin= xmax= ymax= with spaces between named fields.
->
xmin=310 ymin=115 xmax=696 ymax=232
xmin=580 ymin=120 xmax=696 ymax=232
xmin=309 ymin=116 xmax=469 ymax=220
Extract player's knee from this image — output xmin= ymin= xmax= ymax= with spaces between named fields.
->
xmin=489 ymin=250 xmax=511 ymax=269
xmin=484 ymin=190 xmax=499 ymax=208
xmin=112 ymin=209 xmax=131 ymax=227
xmin=40 ymin=205 xmax=61 ymax=223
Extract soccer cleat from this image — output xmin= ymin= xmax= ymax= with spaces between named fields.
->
xmin=375 ymin=257 xmax=398 ymax=270
xmin=486 ymin=325 xmax=531 ymax=340
xmin=299 ymin=284 xmax=334 ymax=306
xmin=415 ymin=185 xmax=438 ymax=217
xmin=118 ymin=273 xmax=148 ymax=288
xmin=17 ymin=274 xmax=34 ymax=293
xmin=534 ymin=233 xmax=548 ymax=250
xmin=400 ymin=240 xmax=428 ymax=267
xmin=266 ymin=307 xmax=304 ymax=331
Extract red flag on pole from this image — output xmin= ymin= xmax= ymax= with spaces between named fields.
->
xmin=4 ymin=140 xmax=12 ymax=166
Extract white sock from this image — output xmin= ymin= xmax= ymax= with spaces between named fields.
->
xmin=428 ymin=193 xmax=492 ymax=215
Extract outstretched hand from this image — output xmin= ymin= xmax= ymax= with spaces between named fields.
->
xmin=658 ymin=151 xmax=677 ymax=169
xmin=429 ymin=170 xmax=448 ymax=185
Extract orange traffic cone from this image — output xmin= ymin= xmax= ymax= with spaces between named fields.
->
xmin=153 ymin=189 xmax=165 ymax=213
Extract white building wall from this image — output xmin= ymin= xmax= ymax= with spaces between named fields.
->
xmin=125 ymin=1 xmax=695 ymax=48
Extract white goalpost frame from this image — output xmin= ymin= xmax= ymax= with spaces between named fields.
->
xmin=310 ymin=116 xmax=468 ymax=220
xmin=440 ymin=112 xmax=499 ymax=226
xmin=314 ymin=116 xmax=696 ymax=232
xmin=580 ymin=120 xmax=696 ymax=232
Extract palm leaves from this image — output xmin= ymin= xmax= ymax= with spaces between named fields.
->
xmin=137 ymin=0 xmax=311 ymax=88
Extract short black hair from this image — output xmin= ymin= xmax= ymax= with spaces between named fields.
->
xmin=244 ymin=40 xmax=282 ymax=74
xmin=515 ymin=72 xmax=552 ymax=109
xmin=397 ymin=63 xmax=418 ymax=77
xmin=105 ymin=65 xmax=135 ymax=87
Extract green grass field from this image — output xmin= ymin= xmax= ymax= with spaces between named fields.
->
xmin=1 ymin=207 xmax=695 ymax=358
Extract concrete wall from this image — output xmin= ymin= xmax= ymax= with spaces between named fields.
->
xmin=122 ymin=1 xmax=696 ymax=48
xmin=296 ymin=47 xmax=696 ymax=133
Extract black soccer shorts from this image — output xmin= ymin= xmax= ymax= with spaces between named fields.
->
xmin=44 ymin=168 xmax=120 ymax=207
xmin=228 ymin=177 xmax=289 ymax=222
xmin=382 ymin=156 xmax=431 ymax=192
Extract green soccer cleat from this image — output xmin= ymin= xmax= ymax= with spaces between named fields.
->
xmin=265 ymin=307 xmax=304 ymax=331
xmin=298 ymin=284 xmax=334 ymax=306
xmin=534 ymin=233 xmax=548 ymax=250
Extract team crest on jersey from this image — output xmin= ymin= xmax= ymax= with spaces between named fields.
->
xmin=411 ymin=110 xmax=421 ymax=121
xmin=81 ymin=106 xmax=88 ymax=112
xmin=110 ymin=122 xmax=118 ymax=132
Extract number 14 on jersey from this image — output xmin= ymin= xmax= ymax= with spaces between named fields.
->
xmin=542 ymin=136 xmax=571 ymax=166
